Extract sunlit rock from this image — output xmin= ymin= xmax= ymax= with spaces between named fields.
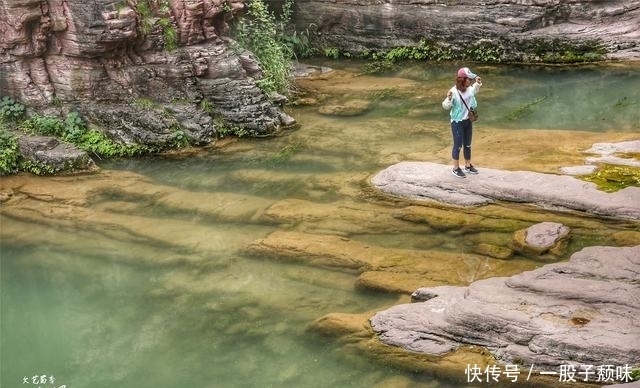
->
xmin=513 ymin=221 xmax=570 ymax=259
xmin=584 ymin=140 xmax=640 ymax=167
xmin=370 ymin=245 xmax=640 ymax=375
xmin=372 ymin=162 xmax=640 ymax=220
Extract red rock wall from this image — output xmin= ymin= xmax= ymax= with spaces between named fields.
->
xmin=0 ymin=0 xmax=287 ymax=144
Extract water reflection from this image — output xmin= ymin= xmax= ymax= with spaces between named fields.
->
xmin=1 ymin=61 xmax=639 ymax=388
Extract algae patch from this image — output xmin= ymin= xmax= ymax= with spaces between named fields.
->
xmin=580 ymin=164 xmax=640 ymax=192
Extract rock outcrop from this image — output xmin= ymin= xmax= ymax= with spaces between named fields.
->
xmin=371 ymin=161 xmax=640 ymax=220
xmin=292 ymin=0 xmax=640 ymax=61
xmin=0 ymin=0 xmax=292 ymax=148
xmin=513 ymin=221 xmax=571 ymax=260
xmin=16 ymin=134 xmax=95 ymax=173
xmin=370 ymin=245 xmax=640 ymax=375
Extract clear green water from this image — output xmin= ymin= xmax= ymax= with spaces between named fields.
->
xmin=1 ymin=61 xmax=639 ymax=388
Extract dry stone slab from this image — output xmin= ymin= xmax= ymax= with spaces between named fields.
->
xmin=371 ymin=162 xmax=640 ymax=220
xmin=370 ymin=245 xmax=640 ymax=373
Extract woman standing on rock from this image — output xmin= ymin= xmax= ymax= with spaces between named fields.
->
xmin=442 ymin=67 xmax=482 ymax=178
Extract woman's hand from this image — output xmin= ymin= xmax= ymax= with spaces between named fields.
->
xmin=447 ymin=91 xmax=453 ymax=100
xmin=475 ymin=76 xmax=482 ymax=86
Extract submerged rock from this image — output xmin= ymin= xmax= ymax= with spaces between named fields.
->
xmin=370 ymin=245 xmax=640 ymax=373
xmin=243 ymin=230 xmax=540 ymax=294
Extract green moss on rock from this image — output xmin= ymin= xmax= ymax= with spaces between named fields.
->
xmin=580 ymin=164 xmax=640 ymax=192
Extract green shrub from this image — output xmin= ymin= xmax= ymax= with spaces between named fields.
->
xmin=63 ymin=111 xmax=86 ymax=142
xmin=75 ymin=129 xmax=146 ymax=158
xmin=0 ymin=96 xmax=26 ymax=121
xmin=136 ymin=0 xmax=178 ymax=51
xmin=324 ymin=47 xmax=340 ymax=59
xmin=19 ymin=159 xmax=56 ymax=176
xmin=170 ymin=127 xmax=189 ymax=148
xmin=232 ymin=0 xmax=294 ymax=94
xmin=20 ymin=114 xmax=64 ymax=136
xmin=0 ymin=126 xmax=20 ymax=175
xmin=19 ymin=112 xmax=146 ymax=159
xmin=282 ymin=28 xmax=317 ymax=59
xmin=157 ymin=18 xmax=178 ymax=51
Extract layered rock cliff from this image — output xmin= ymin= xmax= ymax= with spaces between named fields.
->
xmin=0 ymin=0 xmax=291 ymax=148
xmin=290 ymin=0 xmax=640 ymax=61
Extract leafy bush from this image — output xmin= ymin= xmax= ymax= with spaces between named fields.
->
xmin=136 ymin=0 xmax=177 ymax=51
xmin=0 ymin=96 xmax=26 ymax=121
xmin=282 ymin=28 xmax=317 ymax=59
xmin=0 ymin=126 xmax=20 ymax=175
xmin=232 ymin=0 xmax=294 ymax=94
xmin=324 ymin=47 xmax=340 ymax=59
xmin=75 ymin=129 xmax=146 ymax=158
xmin=157 ymin=18 xmax=178 ymax=51
xmin=170 ymin=128 xmax=189 ymax=148
xmin=20 ymin=114 xmax=64 ymax=136
xmin=19 ymin=112 xmax=145 ymax=159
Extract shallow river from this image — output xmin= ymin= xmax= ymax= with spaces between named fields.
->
xmin=1 ymin=61 xmax=639 ymax=388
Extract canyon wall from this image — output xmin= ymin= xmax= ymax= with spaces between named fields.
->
xmin=289 ymin=0 xmax=640 ymax=61
xmin=0 ymin=0 xmax=291 ymax=147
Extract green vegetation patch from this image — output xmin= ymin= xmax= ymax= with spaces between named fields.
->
xmin=580 ymin=164 xmax=640 ymax=192
xmin=0 ymin=96 xmax=26 ymax=121
xmin=520 ymin=38 xmax=606 ymax=63
xmin=0 ymin=96 xmax=150 ymax=175
xmin=266 ymin=143 xmax=304 ymax=166
xmin=359 ymin=39 xmax=504 ymax=74
xmin=232 ymin=0 xmax=295 ymax=94
xmin=0 ymin=126 xmax=20 ymax=175
xmin=136 ymin=0 xmax=178 ymax=51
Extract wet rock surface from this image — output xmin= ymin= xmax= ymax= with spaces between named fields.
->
xmin=370 ymin=245 xmax=640 ymax=372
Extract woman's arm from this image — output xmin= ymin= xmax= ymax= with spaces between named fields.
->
xmin=442 ymin=89 xmax=454 ymax=110
xmin=470 ymin=77 xmax=483 ymax=95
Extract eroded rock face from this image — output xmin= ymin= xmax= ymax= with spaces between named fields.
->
xmin=370 ymin=245 xmax=640 ymax=373
xmin=291 ymin=0 xmax=640 ymax=60
xmin=0 ymin=0 xmax=290 ymax=147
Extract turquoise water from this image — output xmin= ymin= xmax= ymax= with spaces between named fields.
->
xmin=341 ymin=61 xmax=640 ymax=131
xmin=2 ymin=231 xmax=409 ymax=388
xmin=2 ymin=61 xmax=639 ymax=388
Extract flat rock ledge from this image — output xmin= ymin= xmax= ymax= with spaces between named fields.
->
xmin=370 ymin=245 xmax=640 ymax=375
xmin=371 ymin=162 xmax=640 ymax=220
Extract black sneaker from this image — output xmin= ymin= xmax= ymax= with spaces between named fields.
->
xmin=452 ymin=168 xmax=466 ymax=178
xmin=464 ymin=165 xmax=479 ymax=174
